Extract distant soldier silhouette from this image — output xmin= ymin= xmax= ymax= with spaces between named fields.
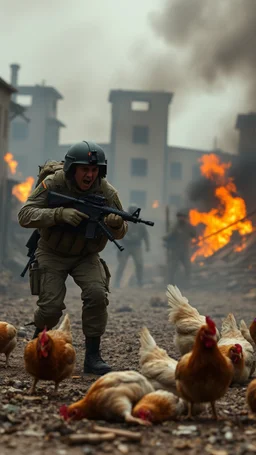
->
xmin=114 ymin=205 xmax=150 ymax=287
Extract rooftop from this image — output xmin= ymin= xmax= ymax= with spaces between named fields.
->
xmin=236 ymin=113 xmax=256 ymax=129
xmin=0 ymin=78 xmax=16 ymax=94
xmin=18 ymin=84 xmax=63 ymax=100
xmin=109 ymin=89 xmax=173 ymax=104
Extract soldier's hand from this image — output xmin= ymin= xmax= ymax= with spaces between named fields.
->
xmin=104 ymin=214 xmax=123 ymax=229
xmin=61 ymin=208 xmax=89 ymax=226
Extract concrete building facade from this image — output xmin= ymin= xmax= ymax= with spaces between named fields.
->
xmin=0 ymin=78 xmax=16 ymax=265
xmin=9 ymin=64 xmax=65 ymax=178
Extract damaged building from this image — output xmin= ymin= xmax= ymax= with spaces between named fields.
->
xmin=8 ymin=64 xmax=222 ymax=224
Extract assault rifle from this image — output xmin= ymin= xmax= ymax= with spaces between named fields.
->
xmin=48 ymin=191 xmax=154 ymax=252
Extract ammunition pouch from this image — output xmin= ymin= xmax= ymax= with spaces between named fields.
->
xmin=29 ymin=260 xmax=41 ymax=296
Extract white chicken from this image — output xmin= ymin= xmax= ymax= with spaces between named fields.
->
xmin=139 ymin=327 xmax=177 ymax=395
xmin=166 ymin=284 xmax=220 ymax=355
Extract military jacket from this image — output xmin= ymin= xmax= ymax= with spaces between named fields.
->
xmin=18 ymin=170 xmax=127 ymax=256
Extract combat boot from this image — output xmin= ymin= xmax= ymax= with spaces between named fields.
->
xmin=84 ymin=336 xmax=112 ymax=375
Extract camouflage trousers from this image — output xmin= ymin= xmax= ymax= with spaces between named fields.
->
xmin=34 ymin=248 xmax=110 ymax=337
xmin=114 ymin=247 xmax=144 ymax=287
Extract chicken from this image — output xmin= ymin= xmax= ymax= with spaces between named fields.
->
xmin=246 ymin=379 xmax=256 ymax=413
xmin=218 ymin=313 xmax=255 ymax=379
xmin=175 ymin=316 xmax=234 ymax=419
xmin=249 ymin=318 xmax=256 ymax=344
xmin=132 ymin=390 xmax=186 ymax=423
xmin=218 ymin=344 xmax=246 ymax=384
xmin=60 ymin=370 xmax=154 ymax=426
xmin=0 ymin=322 xmax=17 ymax=367
xmin=240 ymin=319 xmax=255 ymax=347
xmin=139 ymin=327 xmax=177 ymax=395
xmin=24 ymin=314 xmax=75 ymax=394
xmin=166 ymin=284 xmax=220 ymax=355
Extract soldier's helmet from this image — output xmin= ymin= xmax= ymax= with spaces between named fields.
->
xmin=63 ymin=141 xmax=107 ymax=178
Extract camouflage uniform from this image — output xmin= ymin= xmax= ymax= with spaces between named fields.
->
xmin=18 ymin=170 xmax=127 ymax=337
xmin=164 ymin=218 xmax=196 ymax=285
xmin=114 ymin=223 xmax=150 ymax=287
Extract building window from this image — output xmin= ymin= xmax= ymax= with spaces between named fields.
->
xmin=192 ymin=164 xmax=201 ymax=180
xmin=12 ymin=122 xmax=29 ymax=140
xmin=130 ymin=190 xmax=147 ymax=208
xmin=170 ymin=162 xmax=182 ymax=180
xmin=130 ymin=158 xmax=148 ymax=177
xmin=131 ymin=101 xmax=150 ymax=111
xmin=132 ymin=126 xmax=149 ymax=144
xmin=169 ymin=194 xmax=182 ymax=208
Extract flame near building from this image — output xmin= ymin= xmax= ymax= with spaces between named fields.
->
xmin=4 ymin=152 xmax=34 ymax=203
xmin=189 ymin=154 xmax=253 ymax=262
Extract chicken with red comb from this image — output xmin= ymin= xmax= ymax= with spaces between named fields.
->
xmin=59 ymin=370 xmax=154 ymax=425
xmin=24 ymin=314 xmax=75 ymax=394
xmin=175 ymin=316 xmax=233 ymax=419
xmin=218 ymin=313 xmax=255 ymax=383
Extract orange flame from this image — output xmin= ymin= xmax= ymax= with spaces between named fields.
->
xmin=152 ymin=200 xmax=159 ymax=208
xmin=4 ymin=152 xmax=34 ymax=202
xmin=4 ymin=152 xmax=18 ymax=175
xmin=12 ymin=177 xmax=35 ymax=203
xmin=189 ymin=154 xmax=253 ymax=262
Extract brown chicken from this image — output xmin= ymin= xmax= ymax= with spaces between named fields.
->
xmin=246 ymin=379 xmax=256 ymax=413
xmin=139 ymin=327 xmax=177 ymax=395
xmin=175 ymin=316 xmax=234 ymax=419
xmin=60 ymin=370 xmax=154 ymax=425
xmin=218 ymin=313 xmax=255 ymax=380
xmin=0 ymin=321 xmax=17 ymax=367
xmin=218 ymin=344 xmax=245 ymax=384
xmin=249 ymin=318 xmax=256 ymax=344
xmin=166 ymin=285 xmax=220 ymax=355
xmin=132 ymin=390 xmax=186 ymax=423
xmin=24 ymin=314 xmax=75 ymax=394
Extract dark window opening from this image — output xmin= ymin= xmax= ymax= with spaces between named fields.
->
xmin=131 ymin=158 xmax=148 ymax=176
xmin=170 ymin=162 xmax=182 ymax=180
xmin=132 ymin=126 xmax=149 ymax=144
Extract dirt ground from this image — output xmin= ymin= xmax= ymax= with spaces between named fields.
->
xmin=0 ymin=278 xmax=256 ymax=455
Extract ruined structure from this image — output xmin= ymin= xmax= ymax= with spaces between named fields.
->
xmin=0 ymin=78 xmax=16 ymax=266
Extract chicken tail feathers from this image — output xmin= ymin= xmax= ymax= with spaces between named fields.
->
xmin=221 ymin=313 xmax=240 ymax=337
xmin=58 ymin=314 xmax=71 ymax=333
xmin=166 ymin=284 xmax=198 ymax=323
xmin=140 ymin=327 xmax=156 ymax=353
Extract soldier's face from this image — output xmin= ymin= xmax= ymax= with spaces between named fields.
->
xmin=74 ymin=165 xmax=99 ymax=191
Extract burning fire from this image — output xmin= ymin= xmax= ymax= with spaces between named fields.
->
xmin=4 ymin=152 xmax=18 ymax=175
xmin=4 ymin=153 xmax=34 ymax=203
xmin=12 ymin=177 xmax=35 ymax=203
xmin=152 ymin=200 xmax=159 ymax=209
xmin=190 ymin=154 xmax=253 ymax=262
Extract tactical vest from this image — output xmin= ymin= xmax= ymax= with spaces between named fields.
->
xmin=38 ymin=170 xmax=119 ymax=256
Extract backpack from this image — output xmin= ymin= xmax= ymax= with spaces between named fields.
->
xmin=35 ymin=160 xmax=64 ymax=187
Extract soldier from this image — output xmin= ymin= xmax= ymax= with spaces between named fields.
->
xmin=114 ymin=205 xmax=150 ymax=288
xmin=163 ymin=210 xmax=196 ymax=286
xmin=18 ymin=141 xmax=127 ymax=375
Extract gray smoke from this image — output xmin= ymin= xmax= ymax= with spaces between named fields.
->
xmin=116 ymin=0 xmax=256 ymax=153
xmin=149 ymin=0 xmax=256 ymax=97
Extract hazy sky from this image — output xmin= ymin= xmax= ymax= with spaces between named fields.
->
xmin=1 ymin=0 xmax=254 ymax=154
